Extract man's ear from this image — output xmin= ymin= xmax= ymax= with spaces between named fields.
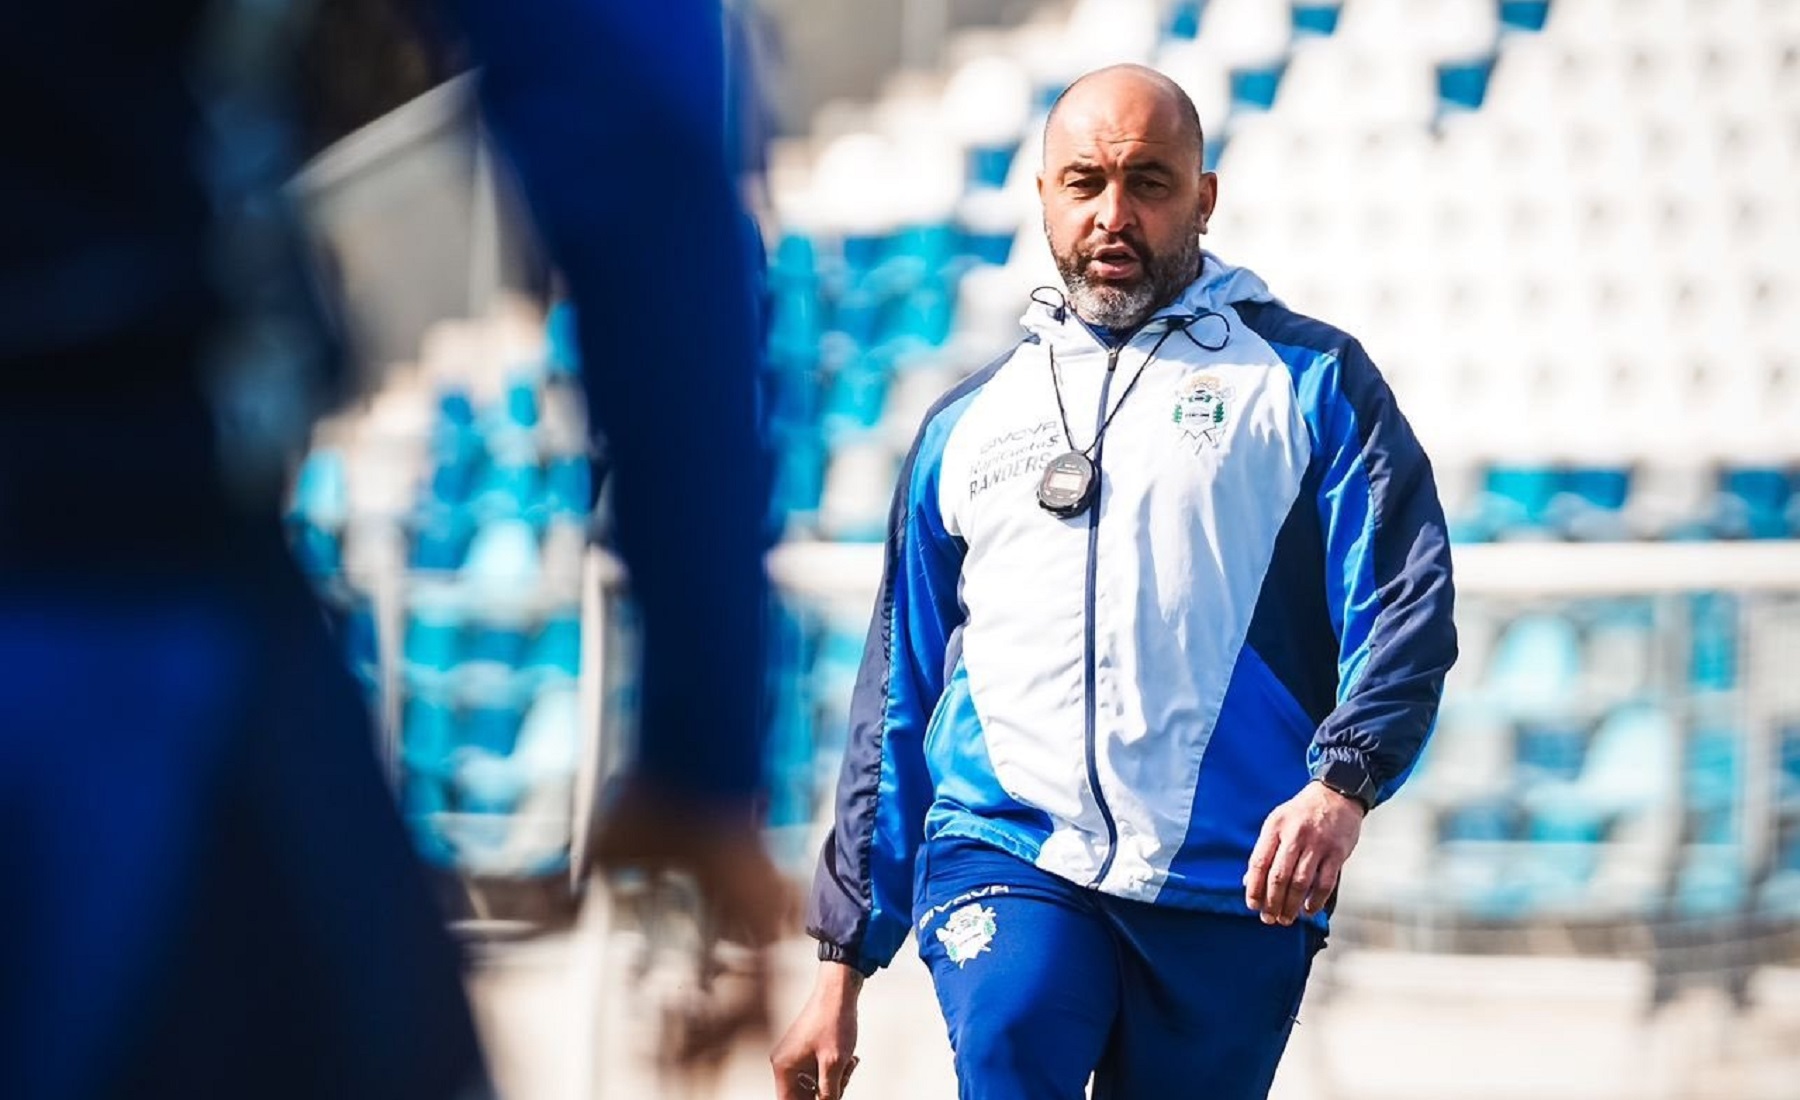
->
xmin=1197 ymin=170 xmax=1219 ymax=234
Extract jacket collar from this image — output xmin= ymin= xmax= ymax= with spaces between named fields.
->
xmin=1020 ymin=251 xmax=1279 ymax=352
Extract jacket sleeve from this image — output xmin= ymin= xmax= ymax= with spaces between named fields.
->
xmin=805 ymin=422 xmax=966 ymax=975
xmin=443 ymin=0 xmax=772 ymax=801
xmin=1308 ymin=339 xmax=1458 ymax=805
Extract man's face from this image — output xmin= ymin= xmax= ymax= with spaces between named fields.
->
xmin=1038 ymin=76 xmax=1216 ymax=330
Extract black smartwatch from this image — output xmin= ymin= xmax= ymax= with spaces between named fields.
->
xmin=1315 ymin=759 xmax=1377 ymax=813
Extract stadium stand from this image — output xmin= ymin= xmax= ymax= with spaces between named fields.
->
xmin=287 ymin=8 xmax=1800 ymax=1082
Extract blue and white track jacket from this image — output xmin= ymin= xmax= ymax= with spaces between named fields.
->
xmin=807 ymin=255 xmax=1457 ymax=975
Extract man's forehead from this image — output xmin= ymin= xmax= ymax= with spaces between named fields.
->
xmin=1044 ymin=81 xmax=1195 ymax=167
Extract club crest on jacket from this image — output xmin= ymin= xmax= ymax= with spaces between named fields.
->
xmin=1173 ymin=373 xmax=1233 ymax=452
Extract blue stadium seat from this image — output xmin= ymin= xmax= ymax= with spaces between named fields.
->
xmin=1515 ymin=720 xmax=1588 ymax=784
xmin=961 ymin=219 xmax=1016 ymax=266
xmin=542 ymin=454 xmax=592 ymax=519
xmin=1524 ymin=703 xmax=1676 ymax=839
xmin=403 ymin=598 xmax=464 ymax=682
xmin=1291 ymin=3 xmax=1341 ymax=38
xmin=410 ymin=501 xmax=475 ymax=570
xmin=831 ymin=285 xmax=884 ymax=349
xmin=503 ymin=376 xmax=540 ymax=431
xmin=842 ymin=231 xmax=890 ymax=276
xmin=1554 ymin=466 xmax=1633 ymax=540
xmin=468 ymin=436 xmax=542 ymax=526
xmin=1688 ymin=592 xmax=1738 ymax=693
xmin=1498 ymin=0 xmax=1551 ymax=34
xmin=1676 ymin=846 xmax=1748 ymax=918
xmin=1229 ymin=62 xmax=1287 ymax=112
xmin=1486 ymin=613 xmax=1583 ymax=719
xmin=465 ymin=621 xmax=530 ymax=668
xmin=1512 ymin=843 xmax=1601 ymax=914
xmin=1437 ymin=55 xmax=1497 ymax=112
xmin=526 ymin=612 xmax=582 ymax=683
xmin=1715 ymin=466 xmax=1792 ymax=540
xmin=1165 ymin=0 xmax=1202 ymax=40
xmin=1440 ymin=799 xmax=1518 ymax=843
xmin=771 ymin=425 xmax=828 ymax=526
xmin=820 ymin=352 xmax=892 ymax=443
xmin=1780 ymin=722 xmax=1800 ymax=807
xmin=1685 ymin=725 xmax=1741 ymax=815
xmin=1478 ymin=464 xmax=1562 ymax=538
xmin=966 ymin=143 xmax=1020 ymax=191
xmin=401 ymin=690 xmax=459 ymax=788
xmin=458 ymin=663 xmax=528 ymax=759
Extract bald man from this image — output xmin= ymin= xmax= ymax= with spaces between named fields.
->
xmin=771 ymin=65 xmax=1456 ymax=1100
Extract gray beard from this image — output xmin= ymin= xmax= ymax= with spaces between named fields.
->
xmin=1054 ymin=229 xmax=1202 ymax=330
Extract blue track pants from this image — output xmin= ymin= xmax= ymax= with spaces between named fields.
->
xmin=914 ymin=835 xmax=1321 ymax=1100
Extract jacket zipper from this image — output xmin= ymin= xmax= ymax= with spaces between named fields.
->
xmin=1083 ymin=341 xmax=1122 ymax=888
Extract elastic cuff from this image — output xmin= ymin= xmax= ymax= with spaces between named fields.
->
xmin=815 ymin=940 xmax=878 ymax=977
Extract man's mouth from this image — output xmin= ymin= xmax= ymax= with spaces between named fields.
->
xmin=1087 ymin=243 xmax=1141 ymax=280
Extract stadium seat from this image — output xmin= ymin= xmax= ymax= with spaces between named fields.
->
xmin=1193 ymin=0 xmax=1290 ymax=71
xmin=1675 ymin=845 xmax=1750 ymax=918
xmin=1688 ymin=592 xmax=1739 ymax=693
xmin=1291 ymin=2 xmax=1342 ymax=38
xmin=524 ymin=612 xmax=582 ymax=684
xmin=1437 ymin=55 xmax=1497 ymax=112
xmin=943 ymin=56 xmax=1033 ymax=188
xmin=1062 ymin=0 xmax=1160 ymax=69
xmin=1716 ymin=467 xmax=1794 ymax=540
xmin=1524 ymin=703 xmax=1677 ymax=838
xmin=1486 ymin=613 xmax=1584 ymax=720
xmin=1498 ymin=0 xmax=1550 ymax=33
xmin=1165 ymin=0 xmax=1202 ymax=40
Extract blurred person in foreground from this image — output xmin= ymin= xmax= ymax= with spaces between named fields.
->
xmin=0 ymin=2 xmax=783 ymax=1098
xmin=772 ymin=65 xmax=1457 ymax=1100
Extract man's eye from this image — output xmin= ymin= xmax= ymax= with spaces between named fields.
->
xmin=1134 ymin=178 xmax=1169 ymax=195
xmin=1068 ymin=178 xmax=1103 ymax=196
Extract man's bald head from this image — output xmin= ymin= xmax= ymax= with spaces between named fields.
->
xmin=1043 ymin=64 xmax=1205 ymax=171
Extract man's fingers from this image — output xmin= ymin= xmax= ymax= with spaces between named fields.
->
xmin=1263 ymin=837 xmax=1302 ymax=926
xmin=1244 ymin=816 xmax=1280 ymax=912
xmin=815 ymin=1052 xmax=851 ymax=1100
xmin=1305 ymin=856 xmax=1344 ymax=915
xmin=821 ymin=1055 xmax=860 ymax=1098
xmin=774 ymin=1059 xmax=816 ymax=1100
xmin=1282 ymin=849 xmax=1319 ymax=925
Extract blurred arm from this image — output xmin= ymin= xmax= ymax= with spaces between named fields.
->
xmin=443 ymin=0 xmax=771 ymax=802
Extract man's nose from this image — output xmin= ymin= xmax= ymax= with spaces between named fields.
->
xmin=1095 ymin=182 xmax=1134 ymax=235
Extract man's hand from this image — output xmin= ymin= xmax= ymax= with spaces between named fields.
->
xmin=771 ymin=963 xmax=863 ymax=1099
xmin=591 ymin=776 xmax=795 ymax=1066
xmin=1244 ymin=780 xmax=1366 ymax=925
